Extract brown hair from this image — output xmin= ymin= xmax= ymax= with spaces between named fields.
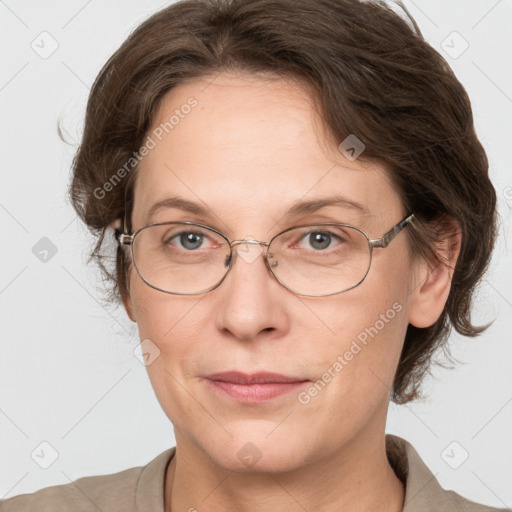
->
xmin=68 ymin=0 xmax=497 ymax=403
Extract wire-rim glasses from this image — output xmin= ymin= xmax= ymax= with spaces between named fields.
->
xmin=115 ymin=213 xmax=415 ymax=297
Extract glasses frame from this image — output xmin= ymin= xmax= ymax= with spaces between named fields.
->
xmin=115 ymin=213 xmax=415 ymax=297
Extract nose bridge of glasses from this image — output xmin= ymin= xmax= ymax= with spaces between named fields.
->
xmin=228 ymin=238 xmax=271 ymax=265
xmin=230 ymin=238 xmax=269 ymax=248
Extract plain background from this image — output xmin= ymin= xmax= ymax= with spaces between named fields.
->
xmin=1 ymin=0 xmax=511 ymax=507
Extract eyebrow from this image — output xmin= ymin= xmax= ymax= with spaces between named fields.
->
xmin=145 ymin=194 xmax=371 ymax=223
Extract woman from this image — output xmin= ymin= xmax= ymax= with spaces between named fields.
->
xmin=1 ymin=0 xmax=507 ymax=510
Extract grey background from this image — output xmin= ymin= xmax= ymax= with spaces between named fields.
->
xmin=1 ymin=0 xmax=511 ymax=507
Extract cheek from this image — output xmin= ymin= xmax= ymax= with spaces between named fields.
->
xmin=307 ymin=249 xmax=410 ymax=352
xmin=299 ymin=251 xmax=412 ymax=399
xmin=306 ymin=292 xmax=407 ymax=396
xmin=129 ymin=269 xmax=201 ymax=338
xmin=129 ymin=275 xmax=204 ymax=375
xmin=129 ymin=279 xmax=208 ymax=423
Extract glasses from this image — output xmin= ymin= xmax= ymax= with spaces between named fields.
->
xmin=115 ymin=214 xmax=415 ymax=297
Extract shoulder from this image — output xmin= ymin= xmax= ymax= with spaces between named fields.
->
xmin=437 ymin=489 xmax=509 ymax=512
xmin=0 ymin=466 xmax=141 ymax=512
xmin=385 ymin=434 xmax=508 ymax=512
xmin=0 ymin=448 xmax=175 ymax=512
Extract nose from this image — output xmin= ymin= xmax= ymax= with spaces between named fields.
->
xmin=214 ymin=239 xmax=285 ymax=342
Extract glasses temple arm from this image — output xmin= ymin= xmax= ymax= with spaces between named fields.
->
xmin=115 ymin=206 xmax=132 ymax=245
xmin=370 ymin=213 xmax=415 ymax=249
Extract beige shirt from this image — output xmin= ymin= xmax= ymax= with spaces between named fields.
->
xmin=0 ymin=434 xmax=507 ymax=511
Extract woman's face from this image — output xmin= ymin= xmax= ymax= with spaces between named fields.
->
xmin=124 ymin=72 xmax=422 ymax=472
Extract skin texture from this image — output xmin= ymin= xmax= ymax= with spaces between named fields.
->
xmin=122 ymin=72 xmax=460 ymax=512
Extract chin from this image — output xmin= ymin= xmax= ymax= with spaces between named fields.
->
xmin=197 ymin=425 xmax=311 ymax=474
xmin=214 ymin=445 xmax=304 ymax=474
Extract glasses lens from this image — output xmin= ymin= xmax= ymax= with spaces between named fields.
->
xmin=131 ymin=223 xmax=371 ymax=296
xmin=132 ymin=223 xmax=230 ymax=294
xmin=269 ymin=225 xmax=371 ymax=295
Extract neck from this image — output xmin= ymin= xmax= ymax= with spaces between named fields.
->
xmin=164 ymin=429 xmax=405 ymax=512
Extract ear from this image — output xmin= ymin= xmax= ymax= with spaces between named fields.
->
xmin=408 ymin=218 xmax=462 ymax=328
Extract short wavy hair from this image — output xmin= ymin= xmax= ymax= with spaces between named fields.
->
xmin=68 ymin=0 xmax=498 ymax=404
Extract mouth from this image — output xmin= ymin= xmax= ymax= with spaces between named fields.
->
xmin=203 ymin=371 xmax=310 ymax=403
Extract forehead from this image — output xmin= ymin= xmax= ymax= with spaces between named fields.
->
xmin=131 ymin=72 xmax=403 ymax=231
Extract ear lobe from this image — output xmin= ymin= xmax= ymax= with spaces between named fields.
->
xmin=408 ymin=219 xmax=462 ymax=328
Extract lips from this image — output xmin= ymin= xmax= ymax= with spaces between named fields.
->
xmin=203 ymin=371 xmax=310 ymax=402
xmin=205 ymin=371 xmax=307 ymax=384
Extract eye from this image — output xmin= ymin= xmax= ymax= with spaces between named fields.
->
xmin=163 ymin=228 xmax=213 ymax=251
xmin=275 ymin=225 xmax=356 ymax=255
xmin=296 ymin=229 xmax=348 ymax=252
